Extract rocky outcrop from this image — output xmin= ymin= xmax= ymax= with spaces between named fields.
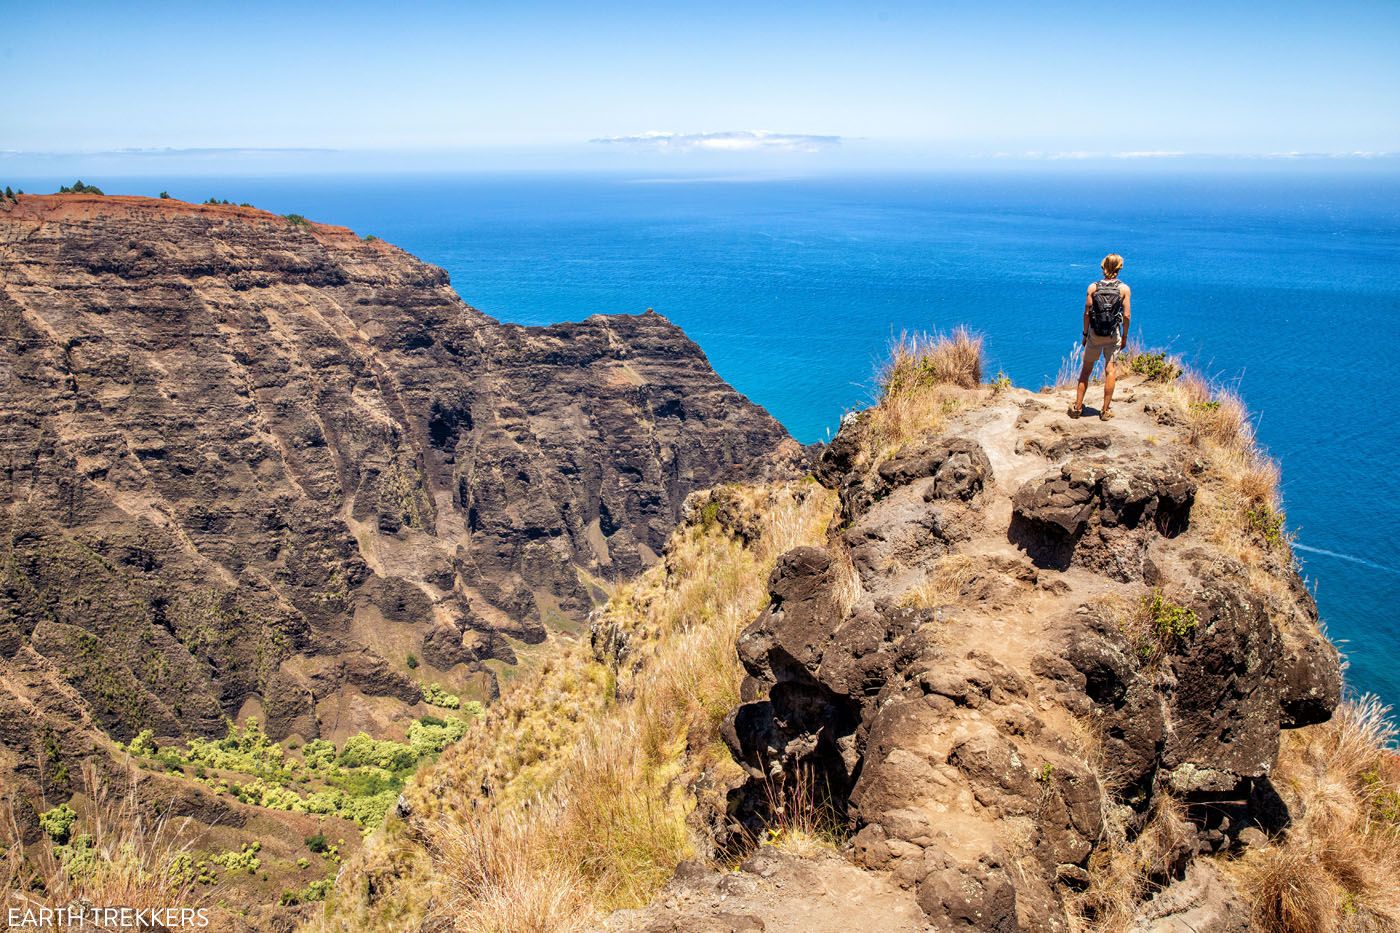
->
xmin=721 ymin=381 xmax=1341 ymax=931
xmin=0 ymin=192 xmax=799 ymax=779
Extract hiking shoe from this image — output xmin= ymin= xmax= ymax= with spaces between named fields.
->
xmin=1099 ymin=409 xmax=1115 ymax=421
xmin=1067 ymin=405 xmax=1082 ymax=419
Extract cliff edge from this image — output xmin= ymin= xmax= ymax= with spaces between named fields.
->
xmin=0 ymin=193 xmax=799 ymax=883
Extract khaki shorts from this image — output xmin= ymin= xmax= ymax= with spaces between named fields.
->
xmin=1084 ymin=331 xmax=1121 ymax=366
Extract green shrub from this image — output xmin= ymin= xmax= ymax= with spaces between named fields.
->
xmin=420 ymin=682 xmax=461 ymax=710
xmin=301 ymin=738 xmax=337 ymax=770
xmin=280 ymin=877 xmax=334 ymax=905
xmin=284 ymin=213 xmax=310 ymax=227
xmin=210 ymin=840 xmax=262 ymax=875
xmin=363 ymin=234 xmax=379 ymax=242
xmin=39 ymin=803 xmax=77 ymax=844
xmin=305 ymin=832 xmax=329 ymax=854
xmin=159 ymin=191 xmax=172 ymax=199
xmin=57 ymin=833 xmax=97 ymax=880
xmin=1143 ymin=589 xmax=1198 ymax=641
xmin=337 ymin=732 xmax=417 ymax=771
xmin=1247 ymin=504 xmax=1287 ymax=548
xmin=168 ymin=852 xmax=218 ymax=885
xmin=407 ymin=714 xmax=471 ymax=756
xmin=406 ymin=653 xmax=419 ymax=670
xmin=1128 ymin=351 xmax=1181 ymax=382
xmin=127 ymin=728 xmax=159 ymax=756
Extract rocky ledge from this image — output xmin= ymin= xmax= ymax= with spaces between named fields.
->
xmin=705 ymin=376 xmax=1340 ymax=931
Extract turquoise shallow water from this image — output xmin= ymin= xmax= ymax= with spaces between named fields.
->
xmin=15 ymin=170 xmax=1400 ymax=705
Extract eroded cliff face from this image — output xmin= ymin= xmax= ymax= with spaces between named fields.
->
xmin=713 ymin=377 xmax=1341 ymax=932
xmin=0 ymin=193 xmax=799 ymax=780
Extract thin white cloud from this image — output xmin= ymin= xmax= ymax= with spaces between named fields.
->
xmin=999 ymin=149 xmax=1395 ymax=161
xmin=591 ymin=131 xmax=841 ymax=153
xmin=1113 ymin=151 xmax=1189 ymax=159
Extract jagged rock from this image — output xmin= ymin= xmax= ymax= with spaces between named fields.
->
xmin=1009 ymin=453 xmax=1195 ymax=579
xmin=719 ymin=382 xmax=1342 ymax=931
xmin=1126 ymin=860 xmax=1251 ymax=933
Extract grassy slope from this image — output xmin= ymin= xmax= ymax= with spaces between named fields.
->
xmin=308 ymin=481 xmax=838 ymax=931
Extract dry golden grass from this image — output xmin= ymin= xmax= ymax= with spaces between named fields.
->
xmin=337 ymin=481 xmax=838 ymax=932
xmin=2 ymin=762 xmax=212 ymax=916
xmin=1229 ymin=697 xmax=1400 ymax=933
xmin=1068 ymin=793 xmax=1195 ymax=932
xmin=899 ymin=554 xmax=977 ymax=610
xmin=749 ymin=765 xmax=846 ymax=859
xmin=862 ymin=328 xmax=983 ymax=466
xmin=829 ymin=544 xmax=864 ymax=618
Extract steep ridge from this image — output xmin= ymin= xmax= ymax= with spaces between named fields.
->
xmin=598 ymin=348 xmax=1353 ymax=933
xmin=0 ymin=194 xmax=799 ymax=868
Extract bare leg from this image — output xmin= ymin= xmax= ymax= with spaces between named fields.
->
xmin=1102 ymin=359 xmax=1117 ymax=413
xmin=1073 ymin=355 xmax=1094 ymax=411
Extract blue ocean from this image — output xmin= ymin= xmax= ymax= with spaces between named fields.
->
xmin=17 ymin=170 xmax=1400 ymax=704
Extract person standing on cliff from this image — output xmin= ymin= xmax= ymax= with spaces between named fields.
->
xmin=1069 ymin=253 xmax=1131 ymax=420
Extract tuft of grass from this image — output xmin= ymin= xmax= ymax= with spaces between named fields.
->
xmin=1068 ymin=792 xmax=1194 ymax=930
xmin=1157 ymin=365 xmax=1294 ymax=590
xmin=900 ymin=554 xmax=976 ymax=610
xmin=1229 ymin=697 xmax=1400 ymax=932
xmin=862 ymin=328 xmax=982 ymax=465
xmin=285 ymin=213 xmax=310 ymax=228
xmin=750 ymin=765 xmax=847 ymax=859
xmin=880 ymin=327 xmax=983 ymax=394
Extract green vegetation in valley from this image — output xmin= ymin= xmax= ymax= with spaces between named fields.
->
xmin=420 ymin=681 xmax=462 ymax=709
xmin=121 ymin=710 xmax=481 ymax=835
xmin=39 ymin=803 xmax=77 ymax=844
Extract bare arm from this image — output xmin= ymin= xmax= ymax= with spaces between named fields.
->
xmin=1119 ymin=284 xmax=1131 ymax=348
xmin=1083 ymin=285 xmax=1093 ymax=345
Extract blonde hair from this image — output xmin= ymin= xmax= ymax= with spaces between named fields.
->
xmin=1101 ymin=254 xmax=1124 ymax=276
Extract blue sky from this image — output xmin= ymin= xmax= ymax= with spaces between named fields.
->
xmin=4 ymin=0 xmax=1399 ymax=173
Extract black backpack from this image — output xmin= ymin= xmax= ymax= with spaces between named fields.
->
xmin=1089 ymin=279 xmax=1124 ymax=337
